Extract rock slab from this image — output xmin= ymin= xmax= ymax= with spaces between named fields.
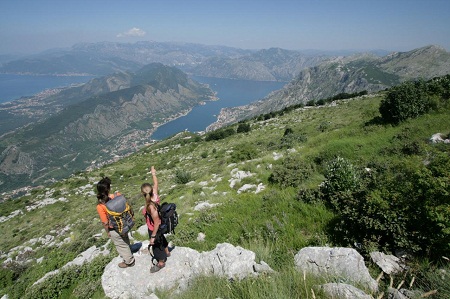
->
xmin=294 ymin=247 xmax=378 ymax=292
xmin=370 ymin=251 xmax=405 ymax=274
xmin=102 ymin=242 xmax=273 ymax=299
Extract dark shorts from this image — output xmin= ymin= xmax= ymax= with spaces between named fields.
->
xmin=148 ymin=229 xmax=168 ymax=261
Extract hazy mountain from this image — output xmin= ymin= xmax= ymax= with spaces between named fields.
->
xmin=0 ymin=63 xmax=214 ymax=192
xmin=208 ymin=45 xmax=450 ymax=128
xmin=0 ymin=41 xmax=251 ymax=76
xmin=0 ymin=42 xmax=331 ymax=81
xmin=184 ymin=48 xmax=330 ymax=81
xmin=0 ymin=51 xmax=141 ymax=75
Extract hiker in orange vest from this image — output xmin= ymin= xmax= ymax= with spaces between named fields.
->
xmin=96 ymin=177 xmax=135 ymax=268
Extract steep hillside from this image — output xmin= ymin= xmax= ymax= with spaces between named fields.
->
xmin=0 ymin=81 xmax=448 ymax=298
xmin=0 ymin=71 xmax=134 ymax=137
xmin=208 ymin=45 xmax=450 ymax=128
xmin=0 ymin=64 xmax=214 ymax=193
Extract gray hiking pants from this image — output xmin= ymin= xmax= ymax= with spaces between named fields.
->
xmin=110 ymin=229 xmax=134 ymax=265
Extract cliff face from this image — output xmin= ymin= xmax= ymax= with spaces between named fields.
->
xmin=0 ymin=64 xmax=214 ymax=192
xmin=208 ymin=45 xmax=450 ymax=129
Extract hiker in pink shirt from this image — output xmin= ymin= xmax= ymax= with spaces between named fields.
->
xmin=141 ymin=166 xmax=170 ymax=272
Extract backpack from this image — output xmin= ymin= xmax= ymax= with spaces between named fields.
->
xmin=147 ymin=202 xmax=178 ymax=235
xmin=105 ymin=194 xmax=135 ymax=235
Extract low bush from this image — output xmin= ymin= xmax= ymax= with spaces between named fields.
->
xmin=279 ymin=128 xmax=307 ymax=149
xmin=269 ymin=156 xmax=314 ymax=188
xmin=237 ymin=122 xmax=251 ymax=133
xmin=230 ymin=143 xmax=258 ymax=163
xmin=379 ymin=76 xmax=450 ymax=124
xmin=321 ymin=152 xmax=450 ymax=257
xmin=174 ymin=168 xmax=192 ymax=184
xmin=205 ymin=127 xmax=236 ymax=141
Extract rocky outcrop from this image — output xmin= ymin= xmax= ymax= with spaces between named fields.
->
xmin=101 ymin=242 xmax=274 ymax=299
xmin=430 ymin=133 xmax=450 ymax=143
xmin=294 ymin=247 xmax=378 ymax=292
xmin=370 ymin=251 xmax=406 ymax=275
xmin=33 ymin=242 xmax=110 ymax=286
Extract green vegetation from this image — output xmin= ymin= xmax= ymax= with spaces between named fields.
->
xmin=379 ymin=75 xmax=450 ymax=124
xmin=0 ymin=75 xmax=449 ymax=298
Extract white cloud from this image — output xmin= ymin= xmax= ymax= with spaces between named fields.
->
xmin=117 ymin=27 xmax=146 ymax=38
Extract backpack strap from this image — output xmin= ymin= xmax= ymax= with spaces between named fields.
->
xmin=145 ymin=201 xmax=160 ymax=223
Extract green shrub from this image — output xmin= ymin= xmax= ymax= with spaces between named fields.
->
xmin=279 ymin=128 xmax=307 ymax=149
xmin=379 ymin=80 xmax=432 ymax=124
xmin=205 ymin=127 xmax=236 ymax=141
xmin=320 ymin=156 xmax=361 ymax=208
xmin=269 ymin=156 xmax=314 ymax=188
xmin=237 ymin=123 xmax=251 ymax=133
xmin=230 ymin=143 xmax=258 ymax=163
xmin=296 ymin=188 xmax=322 ymax=204
xmin=323 ymin=153 xmax=450 ymax=257
xmin=174 ymin=168 xmax=192 ymax=184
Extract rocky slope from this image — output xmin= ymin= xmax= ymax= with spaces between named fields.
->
xmin=208 ymin=45 xmax=450 ymax=129
xmin=0 ymin=63 xmax=214 ymax=193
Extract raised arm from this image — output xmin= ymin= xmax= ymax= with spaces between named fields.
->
xmin=151 ymin=166 xmax=158 ymax=195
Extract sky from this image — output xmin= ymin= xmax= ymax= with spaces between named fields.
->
xmin=0 ymin=0 xmax=449 ymax=55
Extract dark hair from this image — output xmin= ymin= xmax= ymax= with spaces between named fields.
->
xmin=97 ymin=177 xmax=112 ymax=204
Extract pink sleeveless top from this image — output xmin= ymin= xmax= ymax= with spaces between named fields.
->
xmin=142 ymin=194 xmax=160 ymax=231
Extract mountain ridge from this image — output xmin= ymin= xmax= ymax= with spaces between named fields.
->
xmin=0 ymin=64 xmax=214 ymax=193
xmin=207 ymin=45 xmax=450 ymax=129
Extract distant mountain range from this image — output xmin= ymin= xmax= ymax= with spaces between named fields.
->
xmin=0 ymin=63 xmax=214 ymax=192
xmin=207 ymin=45 xmax=450 ymax=129
xmin=183 ymin=47 xmax=330 ymax=81
xmin=0 ymin=41 xmax=389 ymax=81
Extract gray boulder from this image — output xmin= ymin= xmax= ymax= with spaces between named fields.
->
xmin=294 ymin=247 xmax=378 ymax=292
xmin=136 ymin=224 xmax=149 ymax=237
xmin=430 ymin=133 xmax=450 ymax=143
xmin=319 ymin=283 xmax=372 ymax=299
xmin=102 ymin=242 xmax=273 ymax=299
xmin=370 ymin=251 xmax=406 ymax=274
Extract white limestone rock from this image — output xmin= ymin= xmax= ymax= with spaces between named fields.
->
xmin=101 ymin=243 xmax=273 ymax=299
xmin=294 ymin=247 xmax=378 ymax=292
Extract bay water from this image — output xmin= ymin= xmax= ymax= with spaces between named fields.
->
xmin=151 ymin=76 xmax=286 ymax=140
xmin=0 ymin=74 xmax=95 ymax=103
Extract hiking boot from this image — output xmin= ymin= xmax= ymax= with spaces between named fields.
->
xmin=118 ymin=259 xmax=135 ymax=268
xmin=150 ymin=263 xmax=165 ymax=273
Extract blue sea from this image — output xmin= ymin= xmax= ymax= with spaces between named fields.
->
xmin=151 ymin=76 xmax=286 ymax=140
xmin=0 ymin=74 xmax=95 ymax=103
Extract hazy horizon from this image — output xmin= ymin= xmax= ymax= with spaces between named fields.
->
xmin=1 ymin=0 xmax=450 ymax=55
